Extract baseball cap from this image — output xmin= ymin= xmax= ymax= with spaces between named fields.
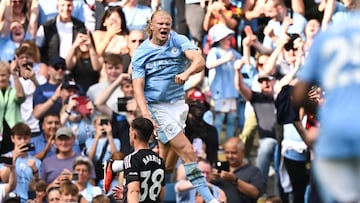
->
xmin=257 ymin=71 xmax=275 ymax=83
xmin=209 ymin=24 xmax=234 ymax=44
xmin=188 ymin=90 xmax=207 ymax=103
xmin=55 ymin=127 xmax=74 ymax=138
xmin=48 ymin=56 xmax=66 ymax=67
xmin=61 ymin=80 xmax=80 ymax=90
xmin=4 ymin=192 xmax=20 ymax=203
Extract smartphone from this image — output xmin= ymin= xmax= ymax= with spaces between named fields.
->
xmin=117 ymin=97 xmax=132 ymax=112
xmin=193 ymin=138 xmax=203 ymax=155
xmin=28 ymin=190 xmax=36 ymax=200
xmin=100 ymin=119 xmax=109 ymax=126
xmin=0 ymin=156 xmax=13 ymax=165
xmin=72 ymin=173 xmax=79 ymax=181
xmin=72 ymin=96 xmax=91 ymax=115
xmin=21 ymin=143 xmax=36 ymax=152
xmin=215 ymin=161 xmax=230 ymax=172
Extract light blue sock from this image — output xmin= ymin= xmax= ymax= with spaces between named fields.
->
xmin=184 ymin=162 xmax=217 ymax=203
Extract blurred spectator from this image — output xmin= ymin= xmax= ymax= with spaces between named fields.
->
xmin=0 ymin=61 xmax=25 ymax=154
xmin=126 ymin=29 xmax=146 ymax=74
xmin=87 ymin=54 xmax=125 ymax=114
xmin=161 ymin=0 xmax=187 ymax=35
xmin=72 ymin=156 xmax=102 ymax=202
xmin=0 ymin=22 xmax=30 ymax=62
xmin=12 ymin=41 xmax=47 ymax=136
xmin=3 ymin=192 xmax=20 ymax=203
xmin=185 ymin=0 xmax=207 ymax=48
xmin=40 ymin=126 xmax=83 ymax=184
xmin=84 ymin=115 xmax=120 ymax=184
xmin=254 ymin=0 xmax=307 ymax=54
xmin=33 ymin=56 xmax=83 ymax=122
xmin=94 ymin=74 xmax=134 ymax=155
xmin=66 ymin=30 xmax=102 ymax=92
xmin=36 ymin=0 xmax=86 ymax=64
xmin=0 ymin=151 xmax=18 ymax=202
xmin=38 ymin=0 xmax=86 ymax=26
xmin=203 ymin=0 xmax=242 ymax=53
xmin=60 ymin=94 xmax=95 ymax=151
xmin=303 ymin=19 xmax=320 ymax=55
xmin=27 ymin=177 xmax=47 ymax=203
xmin=206 ymin=24 xmax=242 ymax=144
xmin=211 ymin=137 xmax=265 ymax=203
xmin=92 ymin=6 xmax=129 ymax=57
xmin=2 ymin=123 xmax=42 ymax=203
xmin=185 ymin=97 xmax=218 ymax=164
xmin=122 ymin=0 xmax=152 ymax=31
xmin=58 ymin=181 xmax=87 ymax=203
xmin=29 ymin=112 xmax=81 ymax=160
xmin=0 ymin=0 xmax=39 ymax=38
xmin=175 ymin=159 xmax=227 ymax=203
xmin=46 ymin=186 xmax=61 ymax=203
xmin=91 ymin=194 xmax=110 ymax=203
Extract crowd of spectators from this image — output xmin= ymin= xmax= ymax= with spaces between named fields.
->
xmin=0 ymin=0 xmax=347 ymax=202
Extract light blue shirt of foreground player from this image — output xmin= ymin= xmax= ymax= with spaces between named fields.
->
xmin=297 ymin=12 xmax=360 ymax=159
xmin=132 ymin=31 xmax=198 ymax=103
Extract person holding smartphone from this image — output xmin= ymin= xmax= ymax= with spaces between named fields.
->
xmin=211 ymin=137 xmax=265 ymax=203
xmin=85 ymin=115 xmax=120 ymax=184
xmin=2 ymin=123 xmax=41 ymax=203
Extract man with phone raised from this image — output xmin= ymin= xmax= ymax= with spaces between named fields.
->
xmin=3 ymin=123 xmax=41 ymax=203
xmin=211 ymin=137 xmax=265 ymax=203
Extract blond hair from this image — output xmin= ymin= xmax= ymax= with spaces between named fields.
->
xmin=144 ymin=10 xmax=172 ymax=36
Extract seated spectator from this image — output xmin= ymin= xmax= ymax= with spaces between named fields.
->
xmin=65 ymin=29 xmax=102 ymax=92
xmin=94 ymin=73 xmax=134 ymax=155
xmin=36 ymin=0 xmax=86 ymax=63
xmin=92 ymin=6 xmax=129 ymax=57
xmin=2 ymin=123 xmax=42 ymax=203
xmin=87 ymin=53 xmax=125 ymax=114
xmin=30 ymin=112 xmax=81 ymax=160
xmin=40 ymin=126 xmax=83 ymax=184
xmin=0 ymin=60 xmax=25 ymax=154
xmin=0 ymin=0 xmax=39 ymax=38
xmin=84 ymin=115 xmax=120 ymax=184
xmin=211 ymin=137 xmax=265 ymax=203
xmin=175 ymin=159 xmax=227 ymax=203
xmin=13 ymin=40 xmax=47 ymax=136
xmin=72 ymin=156 xmax=102 ymax=202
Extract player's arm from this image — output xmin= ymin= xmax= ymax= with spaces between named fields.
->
xmin=159 ymin=185 xmax=165 ymax=202
xmin=127 ymin=181 xmax=140 ymax=203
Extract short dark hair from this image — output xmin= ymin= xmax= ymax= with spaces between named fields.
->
xmin=131 ymin=117 xmax=154 ymax=143
xmin=11 ymin=123 xmax=31 ymax=137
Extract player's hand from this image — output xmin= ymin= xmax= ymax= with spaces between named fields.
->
xmin=112 ymin=185 xmax=125 ymax=200
xmin=175 ymin=72 xmax=189 ymax=85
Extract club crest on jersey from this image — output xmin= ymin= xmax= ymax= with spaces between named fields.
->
xmin=171 ymin=47 xmax=179 ymax=55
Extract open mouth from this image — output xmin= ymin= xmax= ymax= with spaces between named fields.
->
xmin=160 ymin=31 xmax=168 ymax=36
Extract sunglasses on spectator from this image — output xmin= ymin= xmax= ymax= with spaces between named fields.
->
xmin=53 ymin=65 xmax=66 ymax=71
xmin=131 ymin=39 xmax=144 ymax=43
xmin=12 ymin=0 xmax=24 ymax=4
